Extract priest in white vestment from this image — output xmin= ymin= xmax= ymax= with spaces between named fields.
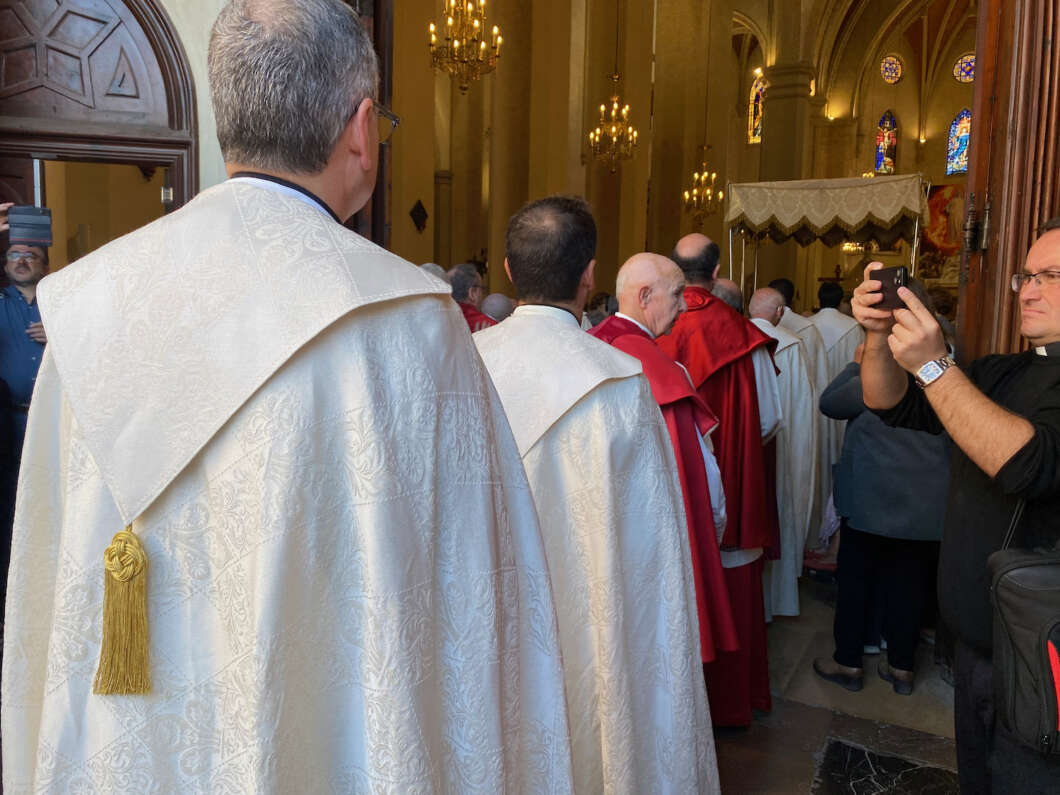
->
xmin=809 ymin=281 xmax=866 ymax=466
xmin=770 ymin=278 xmax=832 ymax=540
xmin=749 ymin=289 xmax=818 ymax=618
xmin=475 ymin=197 xmax=718 ymax=794
xmin=2 ymin=3 xmax=574 ymax=791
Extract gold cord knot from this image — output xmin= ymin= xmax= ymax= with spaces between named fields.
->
xmin=103 ymin=530 xmax=146 ymax=583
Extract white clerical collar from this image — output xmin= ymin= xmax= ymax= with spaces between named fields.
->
xmin=513 ymin=304 xmax=582 ymax=327
xmin=614 ymin=312 xmax=655 ymax=338
xmin=227 ymin=175 xmax=334 ymax=220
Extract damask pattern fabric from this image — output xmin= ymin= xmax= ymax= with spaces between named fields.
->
xmin=2 ymin=182 xmax=574 ymax=793
xmin=475 ymin=306 xmax=719 ymax=794
xmin=779 ymin=308 xmax=832 ymax=539
xmin=751 ymin=318 xmax=817 ymax=618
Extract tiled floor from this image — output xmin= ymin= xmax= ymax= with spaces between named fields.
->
xmin=714 ymin=577 xmax=958 ymax=793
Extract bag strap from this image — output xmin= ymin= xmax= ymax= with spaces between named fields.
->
xmin=1001 ymin=498 xmax=1027 ymax=550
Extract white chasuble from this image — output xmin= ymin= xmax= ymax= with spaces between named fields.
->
xmin=2 ymin=181 xmax=574 ymax=794
xmin=475 ymin=306 xmax=718 ymax=795
xmin=778 ymin=306 xmax=831 ymax=538
xmin=752 ymin=319 xmax=818 ymax=617
xmin=809 ymin=307 xmax=865 ymax=464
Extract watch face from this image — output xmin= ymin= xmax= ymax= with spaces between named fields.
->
xmin=919 ymin=361 xmax=944 ymax=382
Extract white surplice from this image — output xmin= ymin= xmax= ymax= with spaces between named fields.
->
xmin=778 ymin=306 xmax=831 ymax=538
xmin=809 ymin=307 xmax=865 ymax=465
xmin=475 ymin=305 xmax=718 ymax=794
xmin=751 ymin=318 xmax=818 ymax=617
xmin=2 ymin=181 xmax=575 ymax=793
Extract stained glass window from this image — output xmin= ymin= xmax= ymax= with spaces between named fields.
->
xmin=875 ymin=111 xmax=898 ymax=174
xmin=946 ymin=108 xmax=971 ymax=175
xmin=953 ymin=53 xmax=975 ymax=83
xmin=748 ymin=75 xmax=766 ymax=144
xmin=880 ymin=55 xmax=903 ymax=84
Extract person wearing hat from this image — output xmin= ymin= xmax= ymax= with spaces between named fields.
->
xmin=1 ymin=201 xmax=48 ymax=450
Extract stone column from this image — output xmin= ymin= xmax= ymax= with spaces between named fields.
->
xmin=756 ymin=61 xmax=816 ymax=308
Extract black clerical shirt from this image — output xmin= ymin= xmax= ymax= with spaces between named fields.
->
xmin=876 ymin=350 xmax=1060 ymax=652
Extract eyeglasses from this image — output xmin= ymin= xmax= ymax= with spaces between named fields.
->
xmin=350 ymin=99 xmax=401 ymax=145
xmin=376 ymin=104 xmax=400 ymax=144
xmin=6 ymin=252 xmax=42 ymax=264
xmin=1011 ymin=270 xmax=1060 ymax=292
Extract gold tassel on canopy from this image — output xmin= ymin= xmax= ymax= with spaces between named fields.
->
xmin=93 ymin=527 xmax=150 ymax=694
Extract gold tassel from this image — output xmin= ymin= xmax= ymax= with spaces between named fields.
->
xmin=93 ymin=527 xmax=151 ymax=694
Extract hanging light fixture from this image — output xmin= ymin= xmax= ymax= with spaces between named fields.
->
xmin=428 ymin=0 xmax=502 ymax=93
xmin=588 ymin=0 xmax=639 ymax=173
xmin=683 ymin=146 xmax=724 ymax=225
xmin=682 ymin=11 xmax=724 ymax=225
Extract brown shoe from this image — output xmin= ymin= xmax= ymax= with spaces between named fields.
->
xmin=813 ymin=657 xmax=864 ymax=692
xmin=878 ymin=660 xmax=915 ymax=695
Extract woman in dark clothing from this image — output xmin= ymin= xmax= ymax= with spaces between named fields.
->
xmin=812 ymin=331 xmax=951 ymax=695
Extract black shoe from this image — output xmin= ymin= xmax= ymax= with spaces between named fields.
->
xmin=813 ymin=657 xmax=864 ymax=692
xmin=878 ymin=660 xmax=914 ymax=695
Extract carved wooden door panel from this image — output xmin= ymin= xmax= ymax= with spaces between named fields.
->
xmin=0 ymin=0 xmax=169 ymax=127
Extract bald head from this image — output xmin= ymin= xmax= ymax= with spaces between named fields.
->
xmin=711 ymin=278 xmax=743 ymax=313
xmin=481 ymin=292 xmax=514 ymax=322
xmin=616 ymin=253 xmax=686 ymax=337
xmin=671 ymin=233 xmax=721 ymax=287
xmin=748 ymin=287 xmax=785 ymax=326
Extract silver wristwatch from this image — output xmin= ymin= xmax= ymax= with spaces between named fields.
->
xmin=914 ymin=355 xmax=956 ymax=388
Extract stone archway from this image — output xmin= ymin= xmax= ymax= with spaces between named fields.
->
xmin=0 ymin=0 xmax=197 ymax=208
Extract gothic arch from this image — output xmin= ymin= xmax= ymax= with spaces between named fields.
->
xmin=0 ymin=0 xmax=197 ymax=206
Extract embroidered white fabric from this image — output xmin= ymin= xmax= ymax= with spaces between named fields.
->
xmin=752 ymin=318 xmax=818 ymax=618
xmin=2 ymin=182 xmax=574 ymax=793
xmin=779 ymin=307 xmax=832 ymax=539
xmin=475 ymin=308 xmax=719 ymax=794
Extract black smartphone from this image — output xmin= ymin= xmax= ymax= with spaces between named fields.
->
xmin=7 ymin=205 xmax=53 ymax=247
xmin=873 ymin=265 xmax=908 ymax=310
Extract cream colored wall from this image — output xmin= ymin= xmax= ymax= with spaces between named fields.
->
xmin=157 ymin=0 xmax=227 ymax=190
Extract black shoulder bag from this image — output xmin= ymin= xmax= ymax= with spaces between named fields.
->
xmin=988 ymin=499 xmax=1060 ymax=755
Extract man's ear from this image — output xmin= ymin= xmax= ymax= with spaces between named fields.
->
xmin=581 ymin=259 xmax=597 ymax=292
xmin=347 ymin=98 xmax=375 ymax=171
xmin=504 ymin=257 xmax=513 ymax=285
xmin=712 ymin=262 xmax=721 ymax=282
xmin=638 ymin=285 xmax=652 ymax=308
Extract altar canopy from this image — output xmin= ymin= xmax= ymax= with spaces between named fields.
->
xmin=726 ymin=174 xmax=927 ymax=249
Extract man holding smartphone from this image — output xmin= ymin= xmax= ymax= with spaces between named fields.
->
xmin=852 ymin=221 xmax=1060 ymax=792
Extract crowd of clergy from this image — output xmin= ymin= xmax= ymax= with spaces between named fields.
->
xmin=448 ymin=202 xmax=868 ymax=736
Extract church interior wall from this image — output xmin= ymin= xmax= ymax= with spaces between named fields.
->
xmin=157 ymin=0 xmax=227 ymax=190
xmin=129 ymin=0 xmax=978 ymax=308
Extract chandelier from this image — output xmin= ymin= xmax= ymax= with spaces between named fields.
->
xmin=681 ymin=10 xmax=723 ymax=224
xmin=588 ymin=1 xmax=638 ymax=173
xmin=683 ymin=150 xmax=724 ymax=225
xmin=589 ymin=73 xmax=639 ymax=173
xmin=428 ymin=0 xmax=502 ymax=93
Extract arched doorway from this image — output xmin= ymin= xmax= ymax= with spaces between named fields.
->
xmin=0 ymin=0 xmax=196 ymax=264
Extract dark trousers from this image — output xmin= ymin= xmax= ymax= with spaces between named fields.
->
xmin=832 ymin=522 xmax=937 ymax=671
xmin=954 ymin=640 xmax=1060 ymax=793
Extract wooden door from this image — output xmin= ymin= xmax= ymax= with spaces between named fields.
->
xmin=0 ymin=156 xmax=36 ymax=268
xmin=958 ymin=0 xmax=1060 ymax=360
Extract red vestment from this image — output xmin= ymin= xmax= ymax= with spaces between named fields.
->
xmin=460 ymin=302 xmax=497 ymax=332
xmin=656 ymin=286 xmax=779 ymax=726
xmin=590 ymin=315 xmax=739 ymax=662
xmin=656 ymin=286 xmax=779 ymax=552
